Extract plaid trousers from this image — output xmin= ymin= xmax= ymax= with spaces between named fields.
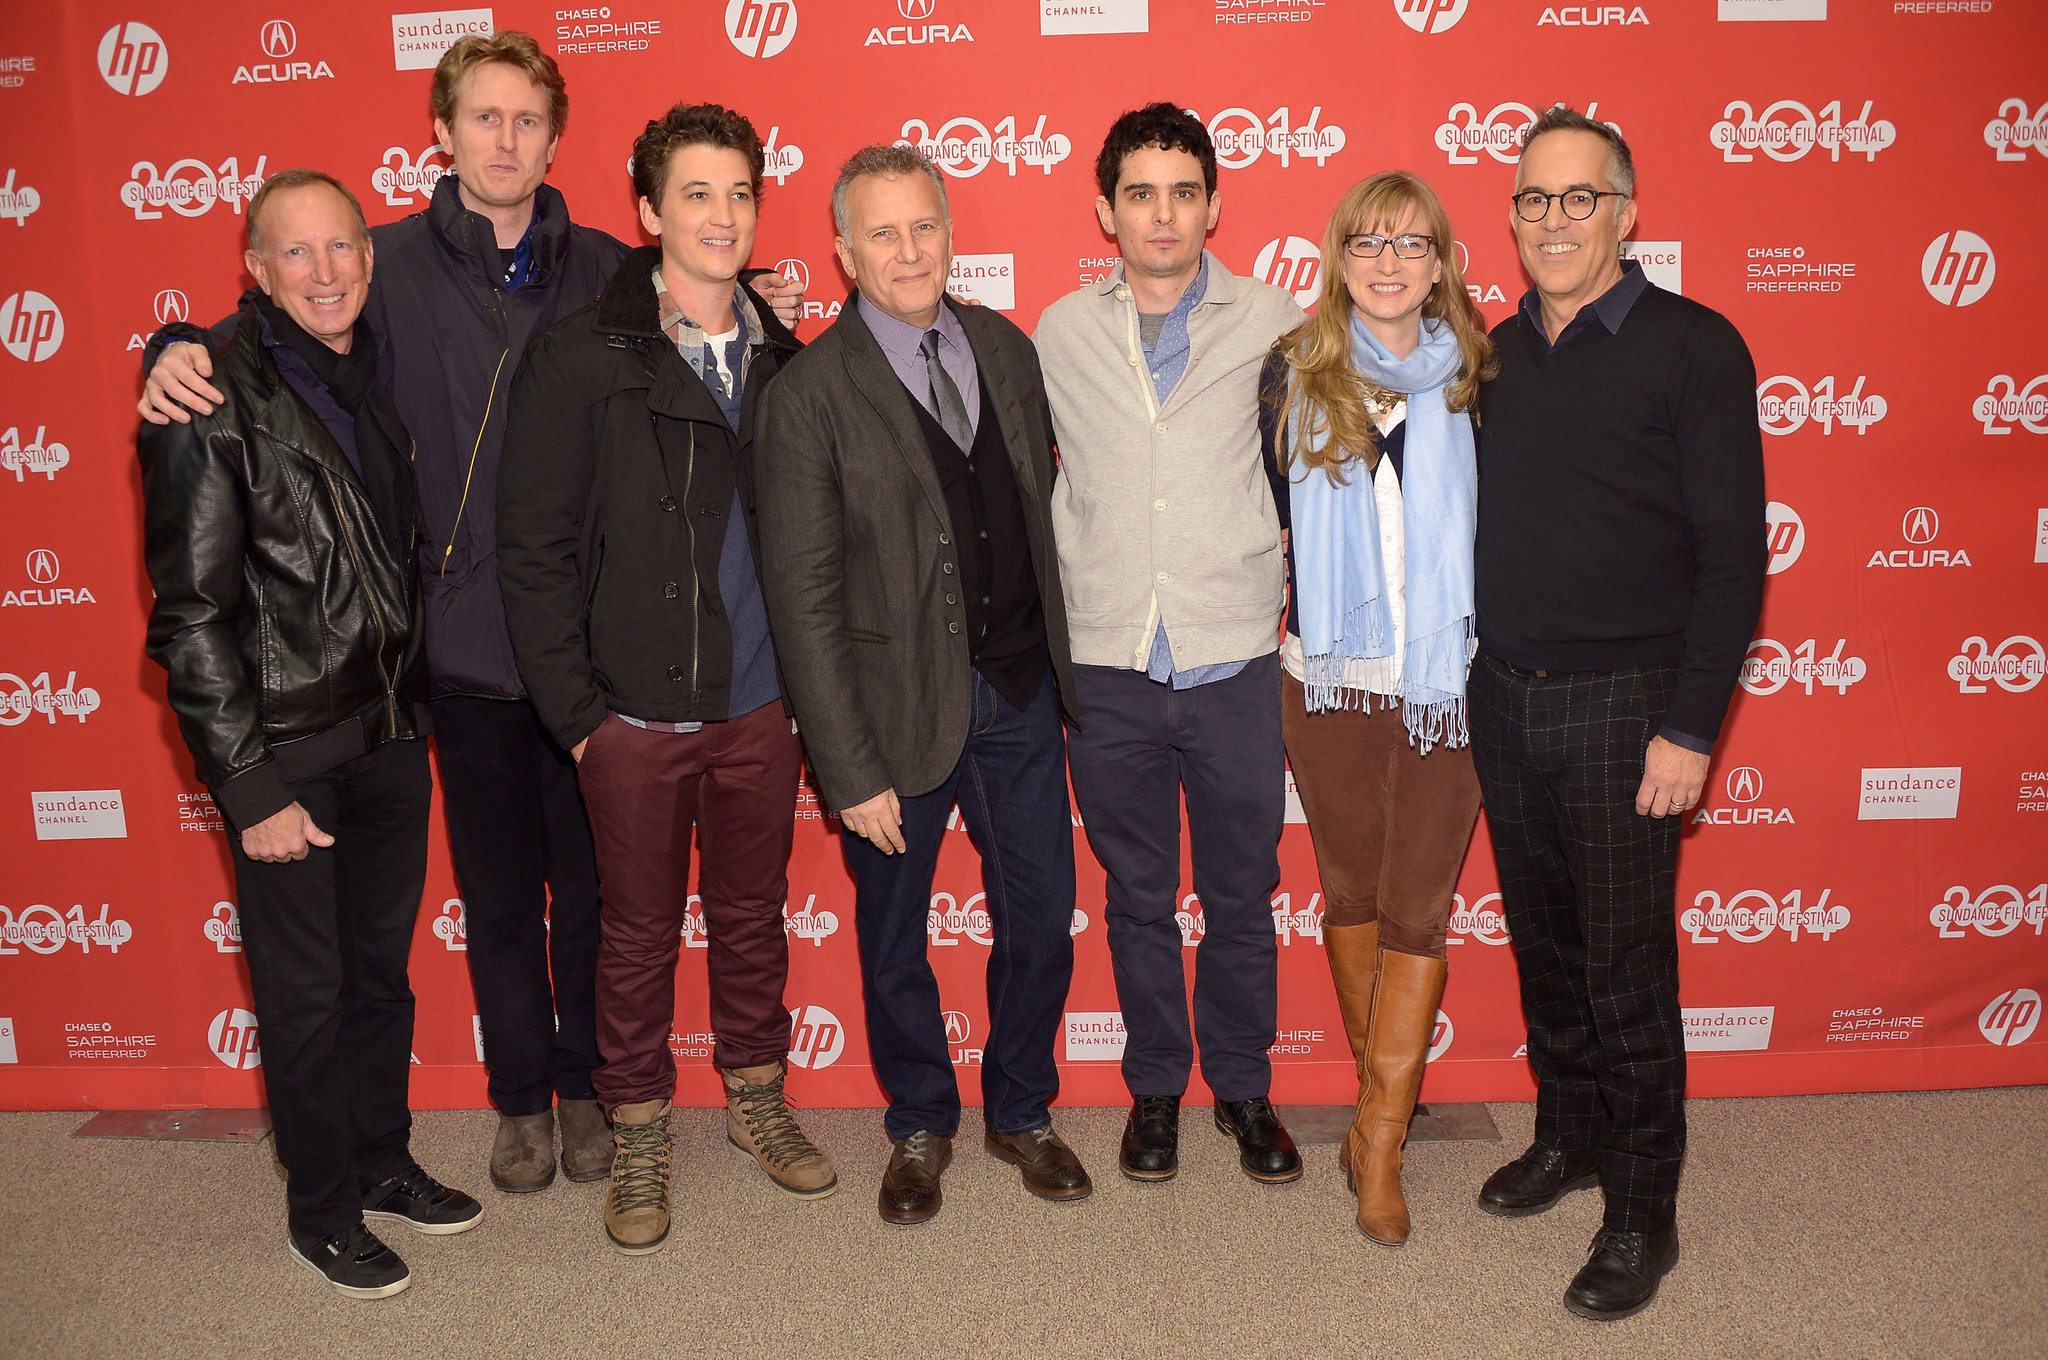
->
xmin=1469 ymin=654 xmax=1686 ymax=1234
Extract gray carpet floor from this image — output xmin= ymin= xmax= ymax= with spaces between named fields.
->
xmin=1 ymin=1089 xmax=2043 ymax=1360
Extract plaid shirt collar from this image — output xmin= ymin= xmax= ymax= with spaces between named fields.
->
xmin=651 ymin=268 xmax=760 ymax=380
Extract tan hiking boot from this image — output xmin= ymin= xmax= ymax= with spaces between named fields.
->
xmin=722 ymin=1063 xmax=838 ymax=1199
xmin=603 ymin=1099 xmax=672 ymax=1254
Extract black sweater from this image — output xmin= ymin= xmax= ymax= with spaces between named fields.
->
xmin=1474 ymin=283 xmax=1766 ymax=746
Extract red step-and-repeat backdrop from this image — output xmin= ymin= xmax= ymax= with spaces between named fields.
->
xmin=2 ymin=0 xmax=2044 ymax=1113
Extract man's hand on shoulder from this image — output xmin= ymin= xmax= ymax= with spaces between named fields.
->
xmin=138 ymin=342 xmax=224 ymax=425
xmin=1636 ymin=735 xmax=1709 ymax=819
xmin=754 ymin=271 xmax=806 ymax=329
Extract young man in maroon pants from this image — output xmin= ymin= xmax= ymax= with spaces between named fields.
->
xmin=496 ymin=103 xmax=832 ymax=1254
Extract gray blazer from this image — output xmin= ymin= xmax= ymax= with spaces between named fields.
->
xmin=754 ymin=295 xmax=1077 ymax=810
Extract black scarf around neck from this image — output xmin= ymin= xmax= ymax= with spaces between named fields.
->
xmin=257 ymin=291 xmax=378 ymax=414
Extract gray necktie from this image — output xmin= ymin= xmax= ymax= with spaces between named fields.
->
xmin=920 ymin=329 xmax=973 ymax=452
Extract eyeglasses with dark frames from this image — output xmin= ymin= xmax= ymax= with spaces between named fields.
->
xmin=1344 ymin=233 xmax=1436 ymax=260
xmin=1511 ymin=189 xmax=1628 ymax=223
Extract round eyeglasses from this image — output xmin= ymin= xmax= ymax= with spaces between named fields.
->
xmin=1512 ymin=189 xmax=1628 ymax=223
xmin=1344 ymin=233 xmax=1436 ymax=260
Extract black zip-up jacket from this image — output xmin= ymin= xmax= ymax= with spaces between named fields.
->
xmin=497 ymin=248 xmax=802 ymax=751
xmin=139 ymin=297 xmax=425 ymax=830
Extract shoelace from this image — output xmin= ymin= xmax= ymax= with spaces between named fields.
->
xmin=1587 ymin=1228 xmax=1647 ymax=1270
xmin=1135 ymin=1095 xmax=1178 ymax=1122
xmin=898 ymin=1129 xmax=941 ymax=1167
xmin=610 ymin=1117 xmax=673 ymax=1211
xmin=1233 ymin=1097 xmax=1278 ymax=1130
xmin=731 ymin=1074 xmax=822 ymax=1170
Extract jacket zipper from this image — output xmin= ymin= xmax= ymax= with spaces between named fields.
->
xmin=683 ymin=421 xmax=700 ymax=694
xmin=317 ymin=464 xmax=401 ymax=732
xmin=442 ymin=347 xmax=510 ymax=578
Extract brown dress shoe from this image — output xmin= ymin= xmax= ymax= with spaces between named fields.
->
xmin=723 ymin=1063 xmax=838 ymax=1198
xmin=879 ymin=1131 xmax=952 ymax=1226
xmin=489 ymin=1111 xmax=555 ymax=1193
xmin=985 ymin=1124 xmax=1093 ymax=1203
xmin=558 ymin=1099 xmax=612 ymax=1183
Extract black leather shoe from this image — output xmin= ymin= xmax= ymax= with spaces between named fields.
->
xmin=878 ymin=1131 xmax=953 ymax=1226
xmin=289 ymin=1224 xmax=410 ymax=1300
xmin=362 ymin=1166 xmax=483 ymax=1235
xmin=1119 ymin=1095 xmax=1181 ymax=1182
xmin=1212 ymin=1098 xmax=1302 ymax=1183
xmin=986 ymin=1124 xmax=1093 ymax=1202
xmin=1564 ymin=1222 xmax=1680 ymax=1321
xmin=1477 ymin=1143 xmax=1600 ymax=1217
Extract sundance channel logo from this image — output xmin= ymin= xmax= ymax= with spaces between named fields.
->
xmin=1681 ymin=1006 xmax=1773 ymax=1052
xmin=1858 ymin=767 xmax=1961 ymax=820
xmin=31 ymin=789 xmax=126 ymax=840
xmin=1064 ymin=1011 xmax=1126 ymax=1061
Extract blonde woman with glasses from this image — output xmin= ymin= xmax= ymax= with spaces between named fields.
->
xmin=1259 ymin=171 xmax=1496 ymax=1246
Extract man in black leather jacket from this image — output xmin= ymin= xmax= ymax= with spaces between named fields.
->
xmin=139 ymin=170 xmax=480 ymax=1301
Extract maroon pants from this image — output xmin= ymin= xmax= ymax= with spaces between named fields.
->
xmin=574 ymin=703 xmax=801 ymax=1110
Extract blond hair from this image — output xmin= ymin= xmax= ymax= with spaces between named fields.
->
xmin=430 ymin=31 xmax=567 ymax=137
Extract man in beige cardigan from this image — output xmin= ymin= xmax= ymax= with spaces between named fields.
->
xmin=1033 ymin=104 xmax=1304 ymax=1186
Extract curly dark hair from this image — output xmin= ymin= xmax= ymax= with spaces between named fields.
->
xmin=630 ymin=102 xmax=765 ymax=208
xmin=1094 ymin=102 xmax=1216 ymax=202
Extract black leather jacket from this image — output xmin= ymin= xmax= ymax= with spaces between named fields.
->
xmin=140 ymin=299 xmax=425 ymax=830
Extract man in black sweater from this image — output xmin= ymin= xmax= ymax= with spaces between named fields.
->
xmin=1469 ymin=108 xmax=1766 ymax=1322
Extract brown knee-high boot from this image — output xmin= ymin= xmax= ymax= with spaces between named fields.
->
xmin=1322 ymin=922 xmax=1381 ymax=1184
xmin=1350 ymin=948 xmax=1448 ymax=1245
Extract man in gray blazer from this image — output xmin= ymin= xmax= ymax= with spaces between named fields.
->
xmin=754 ymin=144 xmax=1090 ymax=1226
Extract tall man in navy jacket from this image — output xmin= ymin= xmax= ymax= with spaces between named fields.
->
xmin=136 ymin=32 xmax=802 ymax=1195
xmin=1469 ymin=107 xmax=1766 ymax=1322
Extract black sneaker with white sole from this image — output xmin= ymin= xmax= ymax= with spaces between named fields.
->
xmin=290 ymin=1224 xmax=411 ymax=1300
xmin=362 ymin=1166 xmax=484 ymax=1235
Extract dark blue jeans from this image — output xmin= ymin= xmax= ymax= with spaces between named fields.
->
xmin=1065 ymin=653 xmax=1284 ymax=1101
xmin=842 ymin=670 xmax=1076 ymax=1141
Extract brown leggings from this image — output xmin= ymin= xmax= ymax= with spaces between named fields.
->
xmin=1282 ymin=673 xmax=1482 ymax=959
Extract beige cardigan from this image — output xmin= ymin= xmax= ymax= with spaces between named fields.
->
xmin=1033 ymin=252 xmax=1304 ymax=670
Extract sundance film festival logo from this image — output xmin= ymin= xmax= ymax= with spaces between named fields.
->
xmin=1764 ymin=502 xmax=1804 ymax=574
xmin=1201 ymin=106 xmax=1346 ymax=169
xmin=1868 ymin=506 xmax=1970 ymax=569
xmin=2 ymin=426 xmax=68 ymax=482
xmin=1985 ymin=98 xmax=2047 ymax=161
xmin=1922 ymin=231 xmax=1995 ymax=307
xmin=373 ymin=145 xmax=452 ymax=207
xmin=727 ymin=0 xmax=797 ymax=57
xmin=1396 ymin=0 xmax=1467 ymax=34
xmin=1177 ymin=895 xmax=1207 ymax=946
xmin=204 ymin=901 xmax=243 ymax=953
xmin=787 ymin=1004 xmax=843 ymax=1069
xmin=0 ymin=169 xmax=41 ymax=227
xmin=1 ymin=293 xmax=64 ymax=363
xmin=1710 ymin=100 xmax=1894 ymax=163
xmin=1438 ymin=101 xmax=1619 ymax=166
xmin=0 ymin=903 xmax=133 ymax=955
xmin=865 ymin=0 xmax=972 ymax=46
xmin=433 ymin=897 xmax=467 ymax=949
xmin=898 ymin=115 xmax=1070 ymax=178
xmin=121 ymin=156 xmax=268 ymax=221
xmin=0 ymin=669 xmax=101 ymax=725
xmin=785 ymin=894 xmax=839 ymax=946
xmin=1271 ymin=892 xmax=1323 ymax=944
xmin=1254 ymin=236 xmax=1323 ymax=307
xmin=1756 ymin=374 xmax=1885 ymax=435
xmin=1682 ymin=887 xmax=1849 ymax=944
xmin=1447 ymin=891 xmax=1511 ymax=945
xmin=1979 ymin=988 xmax=2041 ymax=1047
xmin=1975 ymin=374 xmax=2048 ymax=435
xmin=1932 ymin=883 xmax=2048 ymax=939
xmin=98 ymin=22 xmax=167 ymax=96
xmin=929 ymin=891 xmax=992 ymax=947
xmin=1949 ymin=635 xmax=2045 ymax=693
xmin=209 ymin=1008 xmax=261 ymax=1069
xmin=234 ymin=18 xmax=334 ymax=84
xmin=762 ymin=127 xmax=804 ymax=186
xmin=1741 ymin=638 xmax=1866 ymax=696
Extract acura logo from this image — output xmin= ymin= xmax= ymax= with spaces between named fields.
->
xmin=773 ymin=257 xmax=809 ymax=293
xmin=26 ymin=548 xmax=59 ymax=584
xmin=260 ymin=19 xmax=296 ymax=58
xmin=153 ymin=289 xmax=189 ymax=324
xmin=1902 ymin=506 xmax=1939 ymax=544
xmin=898 ymin=0 xmax=936 ymax=17
xmin=1725 ymin=767 xmax=1762 ymax=804
xmin=942 ymin=1010 xmax=971 ymax=1045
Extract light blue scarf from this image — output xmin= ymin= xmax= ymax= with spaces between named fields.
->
xmin=1288 ymin=314 xmax=1475 ymax=751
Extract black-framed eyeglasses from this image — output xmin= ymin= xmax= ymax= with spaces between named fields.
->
xmin=1345 ymin=233 xmax=1435 ymax=260
xmin=1512 ymin=189 xmax=1627 ymax=222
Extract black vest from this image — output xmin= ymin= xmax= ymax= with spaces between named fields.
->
xmin=908 ymin=376 xmax=1049 ymax=712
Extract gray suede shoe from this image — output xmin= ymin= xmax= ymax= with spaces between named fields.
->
xmin=558 ymin=1099 xmax=613 ymax=1183
xmin=489 ymin=1111 xmax=556 ymax=1193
